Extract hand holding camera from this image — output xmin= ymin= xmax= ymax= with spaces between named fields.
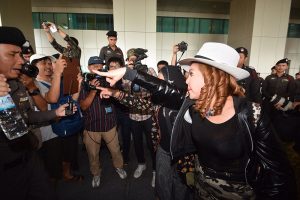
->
xmin=42 ymin=21 xmax=57 ymax=33
xmin=173 ymin=44 xmax=180 ymax=54
xmin=177 ymin=41 xmax=188 ymax=52
xmin=52 ymin=55 xmax=67 ymax=76
xmin=19 ymin=74 xmax=36 ymax=90
xmin=54 ymin=102 xmax=77 ymax=117
xmin=64 ymin=97 xmax=74 ymax=116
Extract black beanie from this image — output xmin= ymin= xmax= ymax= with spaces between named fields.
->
xmin=160 ymin=66 xmax=187 ymax=91
xmin=0 ymin=26 xmax=26 ymax=48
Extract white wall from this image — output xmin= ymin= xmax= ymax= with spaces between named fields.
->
xmin=113 ymin=0 xmax=157 ymax=69
xmin=33 ymin=7 xmax=229 ymax=71
xmin=156 ymin=32 xmax=228 ymax=65
xmin=32 ymin=6 xmax=299 ymax=76
xmin=285 ymin=38 xmax=300 ymax=76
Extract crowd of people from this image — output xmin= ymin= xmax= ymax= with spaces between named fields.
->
xmin=0 ymin=21 xmax=300 ymax=200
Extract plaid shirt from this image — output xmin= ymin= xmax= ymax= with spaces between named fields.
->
xmin=123 ymin=67 xmax=157 ymax=121
xmin=50 ymin=35 xmax=81 ymax=59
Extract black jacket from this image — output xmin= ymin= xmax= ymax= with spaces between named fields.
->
xmin=124 ymin=68 xmax=297 ymax=199
xmin=237 ymin=65 xmax=262 ymax=104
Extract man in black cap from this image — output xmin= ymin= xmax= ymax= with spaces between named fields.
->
xmin=235 ymin=47 xmax=262 ymax=103
xmin=295 ymin=72 xmax=300 ymax=103
xmin=22 ymin=40 xmax=35 ymax=62
xmin=0 ymin=26 xmax=69 ymax=200
xmin=99 ymin=30 xmax=124 ymax=65
xmin=262 ymin=58 xmax=296 ymax=141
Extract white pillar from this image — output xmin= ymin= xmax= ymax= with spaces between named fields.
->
xmin=0 ymin=0 xmax=35 ymax=49
xmin=228 ymin=0 xmax=291 ymax=78
xmin=113 ymin=0 xmax=157 ymax=68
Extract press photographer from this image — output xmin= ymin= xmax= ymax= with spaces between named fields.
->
xmin=81 ymin=57 xmax=105 ymax=91
xmin=79 ymin=56 xmax=127 ymax=187
xmin=171 ymin=41 xmax=188 ymax=70
xmin=120 ymin=48 xmax=157 ymax=184
xmin=126 ymin=48 xmax=149 ymax=92
xmin=20 ymin=63 xmax=39 ymax=78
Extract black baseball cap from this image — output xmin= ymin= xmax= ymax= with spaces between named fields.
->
xmin=88 ymin=56 xmax=105 ymax=65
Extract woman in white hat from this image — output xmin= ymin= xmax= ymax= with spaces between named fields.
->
xmin=93 ymin=42 xmax=296 ymax=199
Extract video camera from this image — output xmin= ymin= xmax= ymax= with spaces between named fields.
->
xmin=133 ymin=48 xmax=148 ymax=72
xmin=177 ymin=41 xmax=188 ymax=52
xmin=20 ymin=63 xmax=39 ymax=78
xmin=82 ymin=69 xmax=110 ymax=90
xmin=130 ymin=48 xmax=148 ymax=92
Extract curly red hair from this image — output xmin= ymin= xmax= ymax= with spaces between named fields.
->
xmin=193 ymin=63 xmax=245 ymax=118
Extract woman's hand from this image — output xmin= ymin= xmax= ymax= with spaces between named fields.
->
xmin=92 ymin=67 xmax=126 ymax=87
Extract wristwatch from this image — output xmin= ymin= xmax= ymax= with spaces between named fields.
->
xmin=28 ymin=88 xmax=41 ymax=96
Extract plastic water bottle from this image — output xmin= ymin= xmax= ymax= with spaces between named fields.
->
xmin=0 ymin=94 xmax=28 ymax=140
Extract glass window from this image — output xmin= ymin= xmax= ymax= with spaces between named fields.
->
xmin=32 ymin=12 xmax=40 ymax=29
xmin=40 ymin=13 xmax=54 ymax=24
xmin=32 ymin=12 xmax=114 ymax=30
xmin=288 ymin=23 xmax=300 ymax=38
xmin=175 ymin=17 xmax=188 ymax=33
xmin=211 ymin=19 xmax=224 ymax=34
xmin=96 ymin=14 xmax=113 ymax=30
xmin=157 ymin=17 xmax=162 ymax=32
xmin=199 ymin=19 xmax=211 ymax=33
xmin=187 ymin=18 xmax=200 ymax=33
xmin=54 ymin=13 xmax=68 ymax=29
xmin=223 ymin=20 xmax=229 ymax=34
xmin=86 ymin=14 xmax=96 ymax=30
xmin=68 ymin=13 xmax=86 ymax=30
xmin=161 ymin=17 xmax=174 ymax=32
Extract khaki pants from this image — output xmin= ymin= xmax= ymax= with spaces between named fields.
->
xmin=83 ymin=126 xmax=123 ymax=176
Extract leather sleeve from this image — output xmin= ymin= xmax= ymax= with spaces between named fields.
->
xmin=124 ymin=68 xmax=186 ymax=110
xmin=27 ymin=110 xmax=57 ymax=125
xmin=246 ymin=105 xmax=297 ymax=199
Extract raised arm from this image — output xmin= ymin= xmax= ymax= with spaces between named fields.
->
xmin=93 ymin=67 xmax=186 ymax=110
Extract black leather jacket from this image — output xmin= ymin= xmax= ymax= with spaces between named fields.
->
xmin=124 ymin=68 xmax=297 ymax=199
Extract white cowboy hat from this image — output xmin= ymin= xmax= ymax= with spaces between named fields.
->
xmin=179 ymin=42 xmax=249 ymax=80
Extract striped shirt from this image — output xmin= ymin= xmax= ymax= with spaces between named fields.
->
xmin=79 ymin=88 xmax=116 ymax=132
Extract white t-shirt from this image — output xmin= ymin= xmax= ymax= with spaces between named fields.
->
xmin=35 ymin=80 xmax=58 ymax=142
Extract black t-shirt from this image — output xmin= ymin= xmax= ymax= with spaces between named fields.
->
xmin=191 ymin=112 xmax=248 ymax=174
